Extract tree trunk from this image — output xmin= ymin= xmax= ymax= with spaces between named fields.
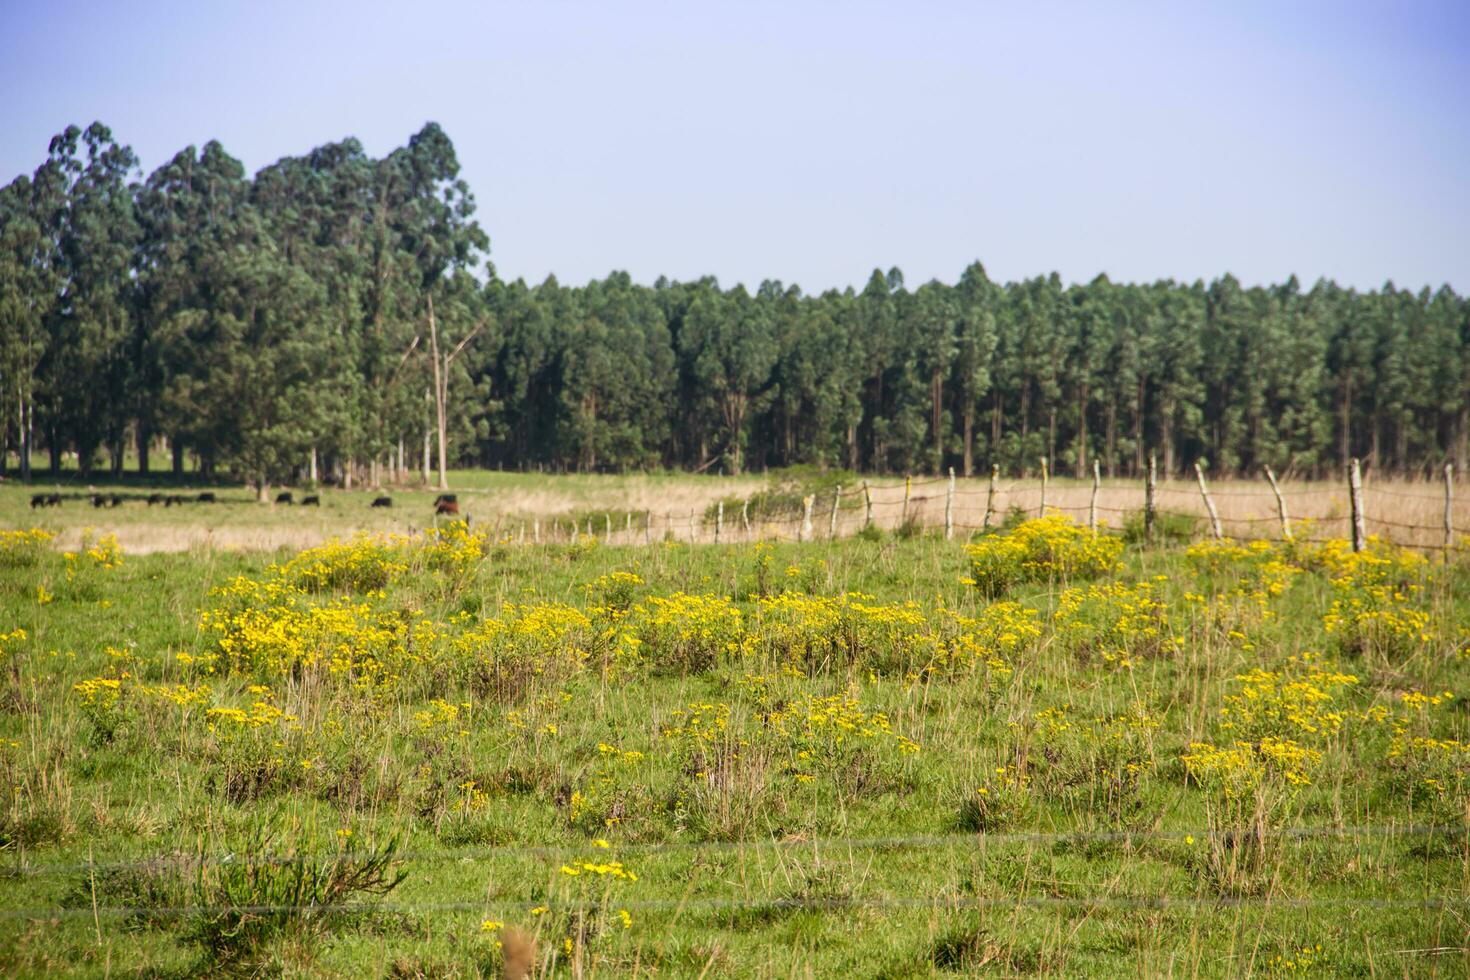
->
xmin=257 ymin=476 xmax=270 ymax=503
xmin=931 ymin=370 xmax=944 ymax=474
xmin=18 ymin=391 xmax=30 ymax=481
xmin=1075 ymin=383 xmax=1088 ymax=478
xmin=137 ymin=424 xmax=150 ymax=476
xmin=172 ymin=439 xmax=184 ymax=478
xmin=962 ymin=404 xmax=974 ymax=477
xmin=1104 ymin=398 xmax=1117 ymax=478
xmin=427 ymin=296 xmax=450 ymax=491
xmin=1133 ymin=375 xmax=1146 ymax=474
xmin=423 ymin=429 xmax=431 ymax=484
xmin=1162 ymin=400 xmax=1175 ymax=477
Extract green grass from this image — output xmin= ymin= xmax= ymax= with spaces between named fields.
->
xmin=0 ymin=508 xmax=1467 ymax=976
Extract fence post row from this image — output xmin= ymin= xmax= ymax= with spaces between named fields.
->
xmin=1089 ymin=459 xmax=1100 ymax=535
xmin=1349 ymin=458 xmax=1366 ymax=553
xmin=1264 ymin=466 xmax=1291 ymax=540
xmin=1145 ymin=453 xmax=1157 ymax=545
xmin=944 ymin=468 xmax=955 ymax=540
xmin=984 ymin=464 xmax=998 ymax=531
xmin=1194 ymin=461 xmax=1223 ymax=540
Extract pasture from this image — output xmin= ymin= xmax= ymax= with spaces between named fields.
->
xmin=0 ymin=475 xmax=1468 ymax=976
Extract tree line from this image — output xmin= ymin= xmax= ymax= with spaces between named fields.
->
xmin=3 ymin=122 xmax=1468 ymax=489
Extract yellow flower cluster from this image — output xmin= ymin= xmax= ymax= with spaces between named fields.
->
xmin=964 ymin=515 xmax=1122 ymax=597
xmin=1218 ymin=656 xmax=1359 ymax=740
xmin=0 ymin=528 xmax=53 ymax=568
xmin=1181 ymin=736 xmax=1323 ymax=795
xmin=273 ymin=536 xmax=409 ymax=593
xmin=1054 ymin=580 xmax=1182 ymax=668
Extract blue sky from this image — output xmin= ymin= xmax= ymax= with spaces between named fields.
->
xmin=2 ymin=0 xmax=1467 ymax=292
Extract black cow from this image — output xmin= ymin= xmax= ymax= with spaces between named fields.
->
xmin=301 ymin=494 xmax=320 ymax=506
xmin=275 ymin=491 xmax=294 ymax=505
xmin=147 ymin=493 xmax=164 ymax=506
xmin=164 ymin=494 xmax=186 ymax=507
xmin=371 ymin=496 xmax=393 ymax=508
xmin=91 ymin=494 xmax=106 ymax=508
xmin=108 ymin=494 xmax=122 ymax=507
xmin=197 ymin=492 xmax=216 ymax=503
xmin=30 ymin=493 xmax=59 ymax=509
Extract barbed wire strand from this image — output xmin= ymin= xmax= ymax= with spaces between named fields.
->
xmin=9 ymin=822 xmax=1461 ymax=880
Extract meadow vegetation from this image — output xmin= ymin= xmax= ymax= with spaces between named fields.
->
xmin=1 ymin=507 xmax=1468 ymax=976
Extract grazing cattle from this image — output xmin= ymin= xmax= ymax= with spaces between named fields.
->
xmin=275 ymin=491 xmax=294 ymax=505
xmin=435 ymin=499 xmax=460 ymax=516
xmin=197 ymin=492 xmax=216 ymax=503
xmin=108 ymin=494 xmax=122 ymax=507
xmin=30 ymin=493 xmax=58 ymax=509
xmin=147 ymin=493 xmax=163 ymax=506
xmin=434 ymin=493 xmax=458 ymax=506
xmin=164 ymin=494 xmax=185 ymax=507
xmin=91 ymin=494 xmax=106 ymax=508
xmin=371 ymin=496 xmax=392 ymax=508
xmin=301 ymin=494 xmax=320 ymax=506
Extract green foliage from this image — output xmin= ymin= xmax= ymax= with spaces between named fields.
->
xmin=3 ymin=123 xmax=1469 ymax=486
xmin=1122 ymin=509 xmax=1201 ymax=545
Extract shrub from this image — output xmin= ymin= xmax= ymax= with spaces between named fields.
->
xmin=0 ymin=528 xmax=53 ymax=568
xmin=1122 ymin=509 xmax=1199 ymax=545
xmin=964 ymin=515 xmax=1123 ymax=597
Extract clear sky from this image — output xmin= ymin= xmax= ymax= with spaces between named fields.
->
xmin=2 ymin=0 xmax=1467 ymax=293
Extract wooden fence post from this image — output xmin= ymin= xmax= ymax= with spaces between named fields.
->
xmin=689 ymin=510 xmax=697 ymax=542
xmin=1039 ymin=456 xmax=1049 ymax=517
xmin=800 ymin=494 xmax=815 ymax=542
xmin=1195 ymin=461 xmax=1223 ymax=540
xmin=533 ymin=518 xmax=540 ymax=544
xmin=1089 ymin=459 xmax=1100 ymax=535
xmin=625 ymin=512 xmax=632 ymax=540
xmin=665 ymin=511 xmax=672 ymax=542
xmin=945 ymin=468 xmax=955 ymax=540
xmin=900 ymin=476 xmax=912 ymax=527
xmin=829 ymin=487 xmax=841 ymax=540
xmin=1349 ymin=458 xmax=1365 ymax=553
xmin=605 ymin=513 xmax=612 ymax=539
xmin=1263 ymin=467 xmax=1291 ymax=540
xmin=1445 ymin=463 xmax=1455 ymax=557
xmin=1145 ymin=453 xmax=1157 ymax=545
xmin=862 ymin=480 xmax=873 ymax=529
xmin=644 ymin=513 xmax=651 ymax=546
xmin=716 ymin=500 xmax=724 ymax=543
xmin=742 ymin=498 xmax=750 ymax=534
xmin=984 ymin=464 xmax=998 ymax=531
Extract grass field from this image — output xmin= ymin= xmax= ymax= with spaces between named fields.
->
xmin=1 ymin=483 xmax=1469 ymax=976
xmin=4 ymin=468 xmax=1465 ymax=555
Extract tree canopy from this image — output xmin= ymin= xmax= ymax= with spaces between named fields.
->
xmin=2 ymin=122 xmax=1468 ymax=484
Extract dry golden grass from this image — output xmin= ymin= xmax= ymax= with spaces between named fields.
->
xmin=5 ymin=471 xmax=1463 ymax=552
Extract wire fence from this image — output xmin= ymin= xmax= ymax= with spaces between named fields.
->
xmin=9 ymin=821 xmax=1458 ymax=880
xmin=477 ymin=463 xmax=1466 ymax=553
xmin=7 ymin=822 xmax=1465 ymax=922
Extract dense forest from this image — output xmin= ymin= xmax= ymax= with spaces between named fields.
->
xmin=2 ymin=122 xmax=1468 ymax=488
